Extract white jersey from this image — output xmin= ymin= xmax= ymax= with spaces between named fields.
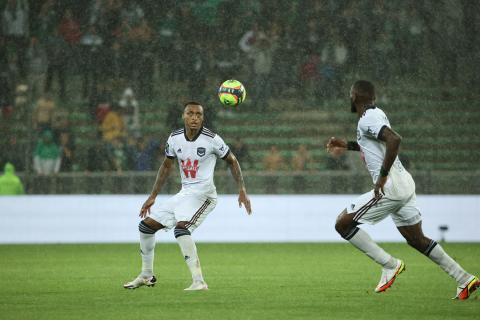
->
xmin=165 ymin=127 xmax=230 ymax=197
xmin=357 ymin=106 xmax=415 ymax=200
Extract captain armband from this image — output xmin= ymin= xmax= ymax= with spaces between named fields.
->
xmin=347 ymin=141 xmax=360 ymax=151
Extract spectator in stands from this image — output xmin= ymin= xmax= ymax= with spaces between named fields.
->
xmin=90 ymin=83 xmax=112 ymax=122
xmin=271 ymin=24 xmax=297 ymax=98
xmin=291 ymin=145 xmax=313 ymax=171
xmin=59 ymin=131 xmax=75 ymax=172
xmin=155 ymin=8 xmax=177 ymax=81
xmin=131 ymin=136 xmax=157 ymax=171
xmin=106 ymin=40 xmax=125 ymax=82
xmin=80 ymin=25 xmax=104 ymax=99
xmin=250 ymin=34 xmax=275 ymax=110
xmin=120 ymin=0 xmax=145 ymax=26
xmin=238 ymin=21 xmax=260 ymax=55
xmin=33 ymin=129 xmax=61 ymax=175
xmin=118 ymin=87 xmax=140 ymax=136
xmin=107 ymin=138 xmax=130 ymax=172
xmin=263 ymin=146 xmax=285 ymax=171
xmin=51 ymin=106 xmax=70 ymax=140
xmin=45 ymin=28 xmax=68 ymax=100
xmin=319 ymin=29 xmax=348 ymax=98
xmin=32 ymin=93 xmax=56 ymax=132
xmin=0 ymin=162 xmax=24 ymax=195
xmin=2 ymin=0 xmax=29 ymax=78
xmin=214 ymin=42 xmax=239 ymax=84
xmin=25 ymin=37 xmax=48 ymax=101
xmin=299 ymin=48 xmax=321 ymax=106
xmin=302 ymin=18 xmax=321 ymax=51
xmin=100 ymin=104 xmax=126 ymax=143
xmin=35 ymin=0 xmax=58 ymax=42
xmin=86 ymin=136 xmax=113 ymax=172
xmin=0 ymin=57 xmax=13 ymax=119
xmin=291 ymin=144 xmax=313 ymax=193
xmin=0 ymin=134 xmax=24 ymax=171
xmin=373 ymin=32 xmax=394 ymax=84
xmin=263 ymin=145 xmax=285 ymax=194
xmin=128 ymin=17 xmax=154 ymax=98
xmin=57 ymin=8 xmax=81 ymax=78
xmin=58 ymin=8 xmax=81 ymax=47
xmin=188 ymin=43 xmax=208 ymax=100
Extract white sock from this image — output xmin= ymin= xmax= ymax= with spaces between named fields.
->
xmin=427 ymin=242 xmax=471 ymax=285
xmin=176 ymin=235 xmax=204 ymax=282
xmin=140 ymin=232 xmax=155 ymax=278
xmin=347 ymin=228 xmax=397 ymax=269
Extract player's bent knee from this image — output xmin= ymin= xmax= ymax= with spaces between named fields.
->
xmin=138 ymin=220 xmax=158 ymax=234
xmin=174 ymin=227 xmax=191 ymax=238
xmin=334 ymin=211 xmax=354 ymax=238
xmin=335 ymin=213 xmax=361 ymax=240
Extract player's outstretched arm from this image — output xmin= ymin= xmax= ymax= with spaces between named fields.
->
xmin=140 ymin=157 xmax=175 ymax=218
xmin=224 ymin=152 xmax=252 ymax=215
xmin=374 ymin=126 xmax=402 ymax=198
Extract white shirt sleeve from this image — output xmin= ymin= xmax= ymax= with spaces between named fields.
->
xmin=165 ymin=135 xmax=176 ymax=159
xmin=212 ymin=134 xmax=230 ymax=159
xmin=359 ymin=110 xmax=390 ymax=139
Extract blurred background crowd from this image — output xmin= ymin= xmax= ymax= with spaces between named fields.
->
xmin=0 ymin=0 xmax=479 ymax=194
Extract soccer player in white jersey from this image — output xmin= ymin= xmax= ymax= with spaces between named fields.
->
xmin=124 ymin=101 xmax=252 ymax=291
xmin=327 ymin=80 xmax=479 ymax=300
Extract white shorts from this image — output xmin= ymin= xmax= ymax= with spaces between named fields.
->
xmin=150 ymin=190 xmax=217 ymax=233
xmin=346 ymin=190 xmax=422 ymax=227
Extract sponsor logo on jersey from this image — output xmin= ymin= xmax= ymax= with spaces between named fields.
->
xmin=367 ymin=126 xmax=376 ymax=137
xmin=197 ymin=147 xmax=206 ymax=157
xmin=219 ymin=145 xmax=225 ymax=152
xmin=177 ymin=148 xmax=182 ymax=153
xmin=181 ymin=159 xmax=199 ymax=178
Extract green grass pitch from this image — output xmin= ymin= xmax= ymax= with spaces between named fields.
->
xmin=0 ymin=243 xmax=478 ymax=320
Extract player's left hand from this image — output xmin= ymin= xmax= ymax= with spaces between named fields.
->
xmin=374 ymin=176 xmax=387 ymax=199
xmin=238 ymin=188 xmax=252 ymax=215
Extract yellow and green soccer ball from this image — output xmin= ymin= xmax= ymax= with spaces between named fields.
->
xmin=218 ymin=80 xmax=246 ymax=107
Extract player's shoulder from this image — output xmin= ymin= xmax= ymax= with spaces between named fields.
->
xmin=200 ymin=127 xmax=217 ymax=139
xmin=169 ymin=127 xmax=185 ymax=138
xmin=360 ymin=106 xmax=387 ymax=122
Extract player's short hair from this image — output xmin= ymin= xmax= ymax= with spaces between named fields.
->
xmin=184 ymin=101 xmax=203 ymax=109
xmin=353 ymin=80 xmax=375 ymax=100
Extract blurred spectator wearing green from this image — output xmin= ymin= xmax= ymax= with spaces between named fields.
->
xmin=0 ymin=162 xmax=25 ymax=195
xmin=33 ymin=130 xmax=61 ymax=175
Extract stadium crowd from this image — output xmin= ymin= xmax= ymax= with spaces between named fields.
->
xmin=0 ymin=0 xmax=479 ymax=178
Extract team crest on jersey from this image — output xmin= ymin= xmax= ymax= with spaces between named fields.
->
xmin=197 ymin=147 xmax=206 ymax=157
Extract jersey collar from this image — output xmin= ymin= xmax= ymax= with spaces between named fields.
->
xmin=184 ymin=126 xmax=203 ymax=142
xmin=361 ymin=105 xmax=377 ymax=117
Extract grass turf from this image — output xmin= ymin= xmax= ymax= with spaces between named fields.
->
xmin=0 ymin=243 xmax=478 ymax=320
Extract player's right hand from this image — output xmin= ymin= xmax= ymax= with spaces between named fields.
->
xmin=140 ymin=197 xmax=155 ymax=218
xmin=326 ymin=137 xmax=347 ymax=153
